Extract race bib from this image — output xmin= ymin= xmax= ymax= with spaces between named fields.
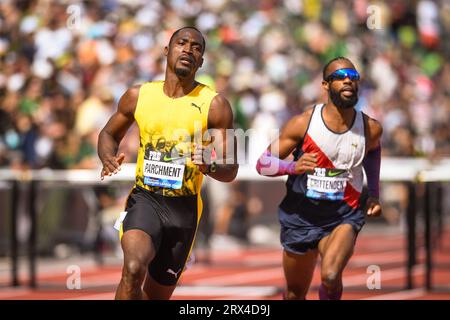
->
xmin=143 ymin=155 xmax=185 ymax=189
xmin=306 ymin=168 xmax=348 ymax=201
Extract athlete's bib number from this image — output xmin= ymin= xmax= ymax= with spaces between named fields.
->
xmin=143 ymin=159 xmax=185 ymax=189
xmin=306 ymin=168 xmax=348 ymax=201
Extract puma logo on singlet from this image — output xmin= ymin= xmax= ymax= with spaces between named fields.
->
xmin=167 ymin=268 xmax=182 ymax=278
xmin=191 ymin=102 xmax=203 ymax=113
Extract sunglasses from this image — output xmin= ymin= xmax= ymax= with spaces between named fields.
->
xmin=325 ymin=68 xmax=360 ymax=82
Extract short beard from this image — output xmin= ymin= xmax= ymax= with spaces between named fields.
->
xmin=175 ymin=67 xmax=190 ymax=78
xmin=329 ymin=88 xmax=358 ymax=109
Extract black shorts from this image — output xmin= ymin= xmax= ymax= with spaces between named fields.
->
xmin=278 ymin=206 xmax=365 ymax=255
xmin=121 ymin=186 xmax=200 ymax=286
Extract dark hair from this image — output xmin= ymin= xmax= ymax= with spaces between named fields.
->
xmin=168 ymin=26 xmax=206 ymax=54
xmin=323 ymin=57 xmax=354 ymax=80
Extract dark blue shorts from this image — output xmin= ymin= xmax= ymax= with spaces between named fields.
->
xmin=278 ymin=207 xmax=365 ymax=255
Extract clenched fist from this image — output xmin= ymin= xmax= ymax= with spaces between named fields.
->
xmin=295 ymin=152 xmax=318 ymax=174
xmin=366 ymin=197 xmax=382 ymax=217
xmin=191 ymin=143 xmax=213 ymax=173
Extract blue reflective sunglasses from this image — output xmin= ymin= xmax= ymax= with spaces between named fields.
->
xmin=325 ymin=68 xmax=360 ymax=82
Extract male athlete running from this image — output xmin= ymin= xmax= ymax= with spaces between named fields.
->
xmin=98 ymin=27 xmax=238 ymax=300
xmin=257 ymin=57 xmax=382 ymax=300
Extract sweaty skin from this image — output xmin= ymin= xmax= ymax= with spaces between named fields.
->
xmin=97 ymin=28 xmax=238 ymax=300
xmin=266 ymin=60 xmax=382 ymax=216
xmin=98 ymin=29 xmax=238 ymax=182
xmin=261 ymin=59 xmax=383 ymax=300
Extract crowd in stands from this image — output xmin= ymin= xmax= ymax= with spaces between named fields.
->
xmin=0 ymin=0 xmax=449 ymax=171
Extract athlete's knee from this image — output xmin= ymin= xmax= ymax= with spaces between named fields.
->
xmin=123 ymin=259 xmax=147 ymax=283
xmin=321 ymin=269 xmax=341 ymax=289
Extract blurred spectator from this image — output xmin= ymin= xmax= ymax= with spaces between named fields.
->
xmin=0 ymin=0 xmax=449 ymax=246
xmin=0 ymin=0 xmax=448 ymax=171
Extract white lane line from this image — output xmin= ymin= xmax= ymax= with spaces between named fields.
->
xmin=188 ymin=251 xmax=423 ymax=287
xmin=65 ymin=292 xmax=115 ymax=300
xmin=190 ymin=267 xmax=283 ymax=286
xmin=64 ymin=286 xmax=278 ymax=300
xmin=362 ymin=288 xmax=426 ymax=300
xmin=174 ymin=285 xmax=278 ymax=297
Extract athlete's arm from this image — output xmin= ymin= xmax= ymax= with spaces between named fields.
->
xmin=256 ymin=108 xmax=317 ymax=176
xmin=363 ymin=115 xmax=383 ymax=217
xmin=192 ymin=94 xmax=238 ymax=182
xmin=97 ymin=85 xmax=140 ymax=180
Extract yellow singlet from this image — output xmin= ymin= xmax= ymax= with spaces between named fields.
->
xmin=134 ymin=81 xmax=217 ymax=197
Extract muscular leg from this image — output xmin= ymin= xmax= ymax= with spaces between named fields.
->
xmin=283 ymin=249 xmax=318 ymax=300
xmin=115 ymin=230 xmax=155 ymax=300
xmin=318 ymin=224 xmax=357 ymax=300
xmin=142 ymin=273 xmax=177 ymax=300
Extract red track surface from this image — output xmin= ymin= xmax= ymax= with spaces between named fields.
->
xmin=1 ymin=228 xmax=449 ymax=300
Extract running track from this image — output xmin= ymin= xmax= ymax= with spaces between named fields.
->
xmin=0 ymin=229 xmax=449 ymax=300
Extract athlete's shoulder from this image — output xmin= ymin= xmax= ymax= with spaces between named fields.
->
xmin=207 ymin=92 xmax=233 ymax=129
xmin=118 ymin=84 xmax=142 ymax=116
xmin=281 ymin=104 xmax=316 ymax=140
xmin=362 ymin=112 xmax=383 ymax=141
xmin=209 ymin=93 xmax=232 ymax=116
xmin=290 ymin=105 xmax=316 ymax=128
xmin=299 ymin=104 xmax=316 ymax=121
xmin=210 ymin=92 xmax=230 ymax=107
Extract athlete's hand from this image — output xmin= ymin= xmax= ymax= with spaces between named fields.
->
xmin=294 ymin=153 xmax=318 ymax=174
xmin=192 ymin=143 xmax=212 ymax=173
xmin=101 ymin=153 xmax=125 ymax=180
xmin=366 ymin=197 xmax=382 ymax=217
